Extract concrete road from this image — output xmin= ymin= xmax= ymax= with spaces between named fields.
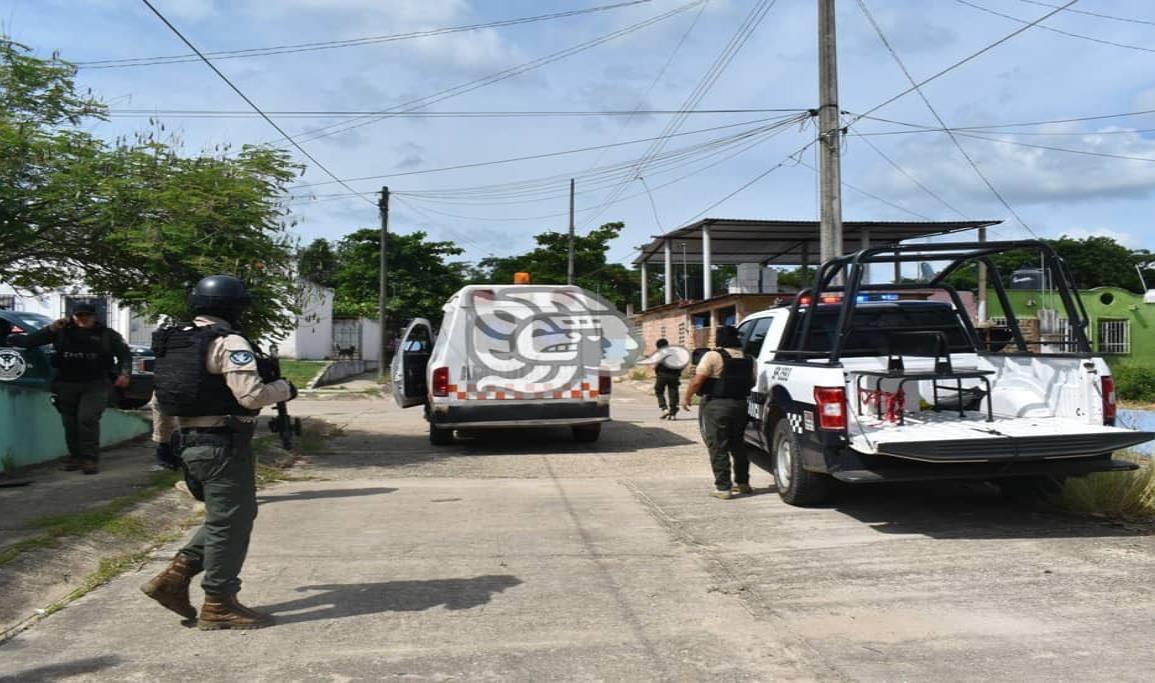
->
xmin=3 ymin=383 xmax=1155 ymax=681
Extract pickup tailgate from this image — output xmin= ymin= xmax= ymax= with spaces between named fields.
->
xmin=851 ymin=415 xmax=1154 ymax=463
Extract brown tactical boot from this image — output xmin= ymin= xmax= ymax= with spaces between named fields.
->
xmin=197 ymin=593 xmax=274 ymax=631
xmin=140 ymin=553 xmax=202 ymax=620
xmin=60 ymin=457 xmax=81 ymax=471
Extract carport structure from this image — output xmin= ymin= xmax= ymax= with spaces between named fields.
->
xmin=633 ymin=218 xmax=1001 ymax=310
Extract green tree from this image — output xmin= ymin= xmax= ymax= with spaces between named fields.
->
xmin=476 ymin=222 xmax=642 ymax=311
xmin=330 ymin=229 xmax=469 ymax=329
xmin=1 ymin=39 xmax=302 ymax=338
xmin=944 ymin=236 xmax=1155 ymax=294
xmin=298 ymin=238 xmax=339 ymax=288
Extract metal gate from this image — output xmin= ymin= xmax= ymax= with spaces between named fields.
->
xmin=332 ymin=318 xmax=362 ymax=359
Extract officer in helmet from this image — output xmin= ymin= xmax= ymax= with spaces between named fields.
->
xmin=141 ymin=275 xmax=297 ymax=630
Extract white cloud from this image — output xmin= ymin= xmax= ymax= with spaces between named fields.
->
xmin=1057 ymin=226 xmax=1138 ymax=247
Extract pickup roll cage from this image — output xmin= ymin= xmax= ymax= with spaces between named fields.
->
xmin=782 ymin=240 xmax=1092 ymax=363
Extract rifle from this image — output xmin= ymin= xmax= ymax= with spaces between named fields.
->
xmin=255 ymin=344 xmax=302 ymax=450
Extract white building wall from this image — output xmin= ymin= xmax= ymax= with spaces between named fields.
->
xmin=264 ymin=280 xmax=334 ymax=360
xmin=360 ymin=317 xmax=381 ymax=362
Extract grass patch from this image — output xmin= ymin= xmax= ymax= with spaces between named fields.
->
xmin=0 ymin=470 xmax=180 ymax=568
xmin=279 ymin=360 xmax=327 ymax=388
xmin=296 ymin=419 xmax=344 ymax=455
xmin=1060 ymin=452 xmax=1155 ymax=520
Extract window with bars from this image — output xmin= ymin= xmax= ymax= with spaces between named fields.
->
xmin=1097 ymin=319 xmax=1131 ymax=354
xmin=0 ymin=295 xmax=14 ymax=310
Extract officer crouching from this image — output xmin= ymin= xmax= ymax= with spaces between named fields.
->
xmin=141 ymin=275 xmax=297 ymax=630
xmin=681 ymin=325 xmax=755 ymax=500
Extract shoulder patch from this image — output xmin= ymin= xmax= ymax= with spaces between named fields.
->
xmin=229 ymin=350 xmax=255 ymax=366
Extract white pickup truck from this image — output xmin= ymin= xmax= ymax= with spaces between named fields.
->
xmin=735 ymin=240 xmax=1153 ymax=505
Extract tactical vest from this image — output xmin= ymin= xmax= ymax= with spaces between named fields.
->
xmin=701 ymin=348 xmax=755 ymax=399
xmin=53 ymin=324 xmax=114 ymax=382
xmin=151 ymin=323 xmax=259 ymax=418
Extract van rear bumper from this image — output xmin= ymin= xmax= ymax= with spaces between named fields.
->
xmin=430 ymin=401 xmax=609 ymax=428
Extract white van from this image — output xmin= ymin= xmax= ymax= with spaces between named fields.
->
xmin=391 ymin=284 xmax=629 ymax=445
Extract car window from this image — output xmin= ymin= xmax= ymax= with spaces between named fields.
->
xmin=6 ymin=312 xmax=54 ymax=330
xmin=740 ymin=317 xmax=774 ymax=357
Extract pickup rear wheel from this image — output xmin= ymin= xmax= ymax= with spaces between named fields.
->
xmin=772 ymin=418 xmax=832 ymax=506
xmin=429 ymin=424 xmax=454 ymax=446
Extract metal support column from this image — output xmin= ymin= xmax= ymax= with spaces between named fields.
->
xmin=640 ymin=261 xmax=648 ymax=311
xmin=702 ymin=225 xmax=713 ymax=300
xmin=664 ymin=241 xmax=673 ymax=305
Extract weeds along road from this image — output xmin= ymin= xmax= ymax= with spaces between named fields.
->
xmin=3 ymin=382 xmax=1155 ymax=681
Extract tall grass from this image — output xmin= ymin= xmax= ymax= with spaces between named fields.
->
xmin=1060 ymin=452 xmax=1155 ymax=519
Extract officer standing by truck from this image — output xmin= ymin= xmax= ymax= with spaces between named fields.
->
xmin=141 ymin=275 xmax=296 ymax=630
xmin=5 ymin=302 xmax=132 ymax=475
xmin=682 ymin=325 xmax=755 ymax=500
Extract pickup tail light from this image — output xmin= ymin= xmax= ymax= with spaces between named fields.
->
xmin=432 ymin=367 xmax=450 ymax=397
xmin=10 ymin=324 xmax=24 ymax=334
xmin=814 ymin=387 xmax=848 ymax=431
xmin=1102 ymin=376 xmax=1117 ymax=426
xmin=598 ymin=373 xmax=612 ymax=396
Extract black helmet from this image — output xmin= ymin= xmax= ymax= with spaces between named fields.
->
xmin=189 ymin=275 xmax=251 ymax=323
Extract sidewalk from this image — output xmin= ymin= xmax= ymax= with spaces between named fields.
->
xmin=0 ymin=371 xmax=380 ymax=635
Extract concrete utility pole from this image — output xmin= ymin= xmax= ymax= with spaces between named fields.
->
xmin=567 ymin=178 xmax=576 ymax=285
xmin=377 ymin=185 xmax=390 ymax=381
xmin=977 ymin=224 xmax=988 ymax=322
xmin=818 ymin=0 xmax=844 ymax=267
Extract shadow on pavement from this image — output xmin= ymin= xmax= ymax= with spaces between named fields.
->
xmin=263 ymin=575 xmax=523 ymax=624
xmin=304 ymin=419 xmax=696 ymax=471
xmin=257 ymin=487 xmax=397 ymax=504
xmin=0 ymin=655 xmax=122 ymax=682
xmin=746 ymin=448 xmax=1151 ymax=539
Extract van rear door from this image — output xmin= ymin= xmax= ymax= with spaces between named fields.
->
xmin=391 ymin=318 xmax=434 ymax=408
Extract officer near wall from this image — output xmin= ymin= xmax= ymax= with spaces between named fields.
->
xmin=5 ymin=302 xmax=132 ymax=475
xmin=681 ymin=325 xmax=755 ymax=500
xmin=141 ymin=275 xmax=297 ymax=630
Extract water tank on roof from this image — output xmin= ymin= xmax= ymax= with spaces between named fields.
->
xmin=1009 ymin=268 xmax=1044 ymax=290
xmin=733 ymin=263 xmax=762 ymax=294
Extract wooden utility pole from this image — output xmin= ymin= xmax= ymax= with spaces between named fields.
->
xmin=567 ymin=178 xmax=576 ymax=285
xmin=377 ymin=185 xmax=390 ymax=380
xmin=818 ymin=0 xmax=844 ymax=267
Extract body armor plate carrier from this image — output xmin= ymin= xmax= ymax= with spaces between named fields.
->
xmin=701 ymin=349 xmax=755 ymax=399
xmin=151 ymin=324 xmax=259 ymax=418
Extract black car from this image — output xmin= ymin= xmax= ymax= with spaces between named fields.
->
xmin=0 ymin=309 xmax=154 ymax=409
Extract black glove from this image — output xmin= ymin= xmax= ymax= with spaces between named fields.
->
xmin=284 ymin=379 xmax=298 ymax=401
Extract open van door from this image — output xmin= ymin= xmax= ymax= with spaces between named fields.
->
xmin=391 ymin=318 xmax=434 ymax=408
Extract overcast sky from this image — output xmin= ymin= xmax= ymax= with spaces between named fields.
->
xmin=8 ymin=0 xmax=1155 ymax=267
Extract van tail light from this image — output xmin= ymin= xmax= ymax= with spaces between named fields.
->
xmin=432 ymin=367 xmax=450 ymax=397
xmin=814 ymin=387 xmax=848 ymax=431
xmin=1102 ymin=376 xmax=1117 ymax=426
xmin=598 ymin=373 xmax=612 ymax=396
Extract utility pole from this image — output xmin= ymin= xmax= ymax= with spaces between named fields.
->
xmin=567 ymin=178 xmax=576 ymax=285
xmin=377 ymin=186 xmax=389 ymax=381
xmin=817 ymin=0 xmax=844 ymax=267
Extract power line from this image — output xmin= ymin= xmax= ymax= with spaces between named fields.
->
xmin=846 ymin=129 xmax=967 ymax=218
xmin=288 ymin=115 xmax=798 ymax=190
xmin=579 ymin=0 xmax=779 ymax=231
xmin=796 ymin=155 xmax=933 ymax=221
xmin=137 ymin=0 xmax=373 ymax=206
xmin=956 ymin=0 xmax=1155 ymax=55
xmin=107 ymin=107 xmax=803 ymax=120
xmin=852 ymin=108 xmax=1155 ymax=132
xmin=81 ymin=0 xmax=653 ymax=68
xmin=848 ymin=115 xmax=1155 ymax=163
xmin=855 ymin=0 xmax=1036 ymax=234
xmin=272 ymin=0 xmax=708 ymax=147
xmin=846 ymin=0 xmax=1079 ymax=127
xmin=1015 ymin=0 xmax=1155 ymax=27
